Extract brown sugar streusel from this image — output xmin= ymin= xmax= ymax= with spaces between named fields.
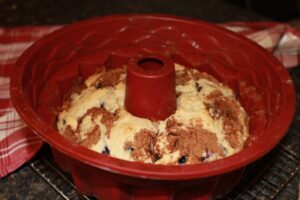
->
xmin=58 ymin=64 xmax=249 ymax=164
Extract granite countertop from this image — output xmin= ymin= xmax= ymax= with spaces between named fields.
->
xmin=0 ymin=0 xmax=299 ymax=200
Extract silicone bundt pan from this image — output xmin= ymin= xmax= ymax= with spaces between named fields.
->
xmin=10 ymin=15 xmax=295 ymax=200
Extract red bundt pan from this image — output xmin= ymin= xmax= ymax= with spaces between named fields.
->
xmin=10 ymin=15 xmax=295 ymax=200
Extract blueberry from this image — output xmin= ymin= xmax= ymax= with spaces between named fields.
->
xmin=62 ymin=119 xmax=66 ymax=125
xmin=203 ymin=148 xmax=212 ymax=159
xmin=178 ymin=156 xmax=187 ymax=164
xmin=96 ymin=82 xmax=103 ymax=89
xmin=200 ymin=156 xmax=206 ymax=161
xmin=100 ymin=102 xmax=105 ymax=108
xmin=195 ymin=82 xmax=202 ymax=92
xmin=102 ymin=146 xmax=110 ymax=155
xmin=154 ymin=154 xmax=161 ymax=161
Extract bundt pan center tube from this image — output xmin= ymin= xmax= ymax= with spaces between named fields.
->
xmin=10 ymin=14 xmax=295 ymax=200
xmin=125 ymin=53 xmax=176 ymax=120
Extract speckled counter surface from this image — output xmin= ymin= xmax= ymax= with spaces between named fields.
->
xmin=0 ymin=0 xmax=299 ymax=200
xmin=0 ymin=165 xmax=62 ymax=200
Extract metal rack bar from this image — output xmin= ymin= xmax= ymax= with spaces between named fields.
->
xmin=29 ymin=159 xmax=92 ymax=200
xmin=28 ymin=128 xmax=300 ymax=200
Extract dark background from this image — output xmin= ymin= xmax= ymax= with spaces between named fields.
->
xmin=0 ymin=0 xmax=299 ymax=27
xmin=227 ymin=0 xmax=300 ymax=21
xmin=0 ymin=0 xmax=278 ymax=26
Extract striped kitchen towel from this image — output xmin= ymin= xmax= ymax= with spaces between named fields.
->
xmin=223 ymin=22 xmax=300 ymax=68
xmin=0 ymin=26 xmax=61 ymax=178
xmin=0 ymin=22 xmax=299 ymax=178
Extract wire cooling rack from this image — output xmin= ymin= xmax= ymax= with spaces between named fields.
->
xmin=28 ymin=125 xmax=300 ymax=200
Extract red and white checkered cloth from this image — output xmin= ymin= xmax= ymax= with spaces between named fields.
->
xmin=223 ymin=22 xmax=300 ymax=68
xmin=0 ymin=22 xmax=299 ymax=178
xmin=0 ymin=26 xmax=61 ymax=178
